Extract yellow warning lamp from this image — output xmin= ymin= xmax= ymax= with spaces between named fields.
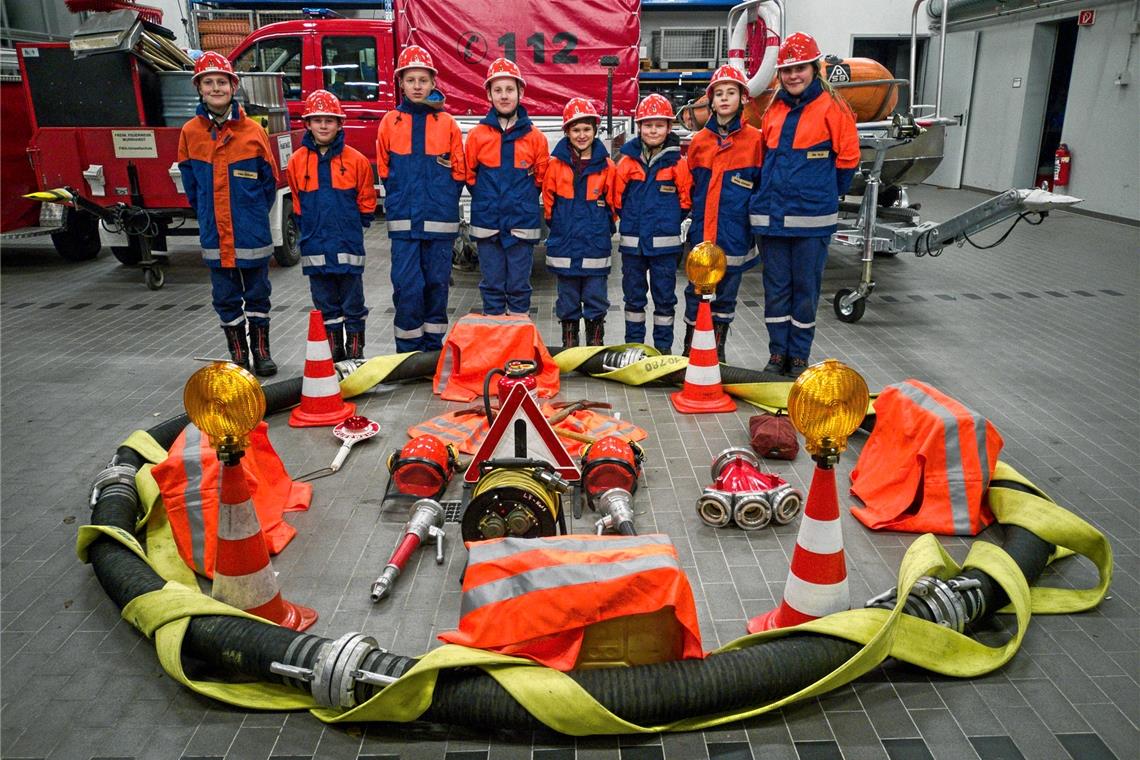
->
xmin=183 ymin=361 xmax=266 ymax=462
xmin=685 ymin=241 xmax=727 ymax=295
xmin=787 ymin=359 xmax=869 ymax=465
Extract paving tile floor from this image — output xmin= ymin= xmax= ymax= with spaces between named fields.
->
xmin=1 ymin=186 xmax=1137 ymax=760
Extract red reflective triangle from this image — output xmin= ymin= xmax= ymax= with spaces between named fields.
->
xmin=463 ymin=383 xmax=581 ymax=483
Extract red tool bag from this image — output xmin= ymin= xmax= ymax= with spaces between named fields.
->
xmin=748 ymin=413 xmax=799 ymax=460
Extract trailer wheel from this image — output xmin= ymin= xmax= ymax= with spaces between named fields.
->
xmin=145 ymin=267 xmax=165 ymax=291
xmin=833 ymin=289 xmax=866 ymax=323
xmin=51 ymin=209 xmax=101 ymax=262
xmin=111 ymin=238 xmax=143 ymax=266
xmin=273 ymin=207 xmax=301 ymax=267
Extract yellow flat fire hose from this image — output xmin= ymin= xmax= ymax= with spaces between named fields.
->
xmin=77 ymin=426 xmax=1112 ymax=730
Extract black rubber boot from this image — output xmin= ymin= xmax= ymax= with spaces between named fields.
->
xmin=346 ymin=330 xmax=365 ymax=361
xmin=584 ymin=318 xmax=605 ymax=347
xmin=561 ymin=319 xmax=580 ymax=348
xmin=222 ymin=324 xmax=250 ymax=370
xmin=712 ymin=322 xmax=729 ymax=364
xmin=682 ymin=324 xmax=694 ymax=357
xmin=326 ymin=325 xmax=346 ymax=362
xmin=763 ymin=354 xmax=787 ymax=375
xmin=249 ymin=322 xmax=278 ymax=377
xmin=787 ymin=357 xmax=809 ymax=378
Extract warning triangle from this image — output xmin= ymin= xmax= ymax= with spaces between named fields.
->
xmin=463 ymin=383 xmax=581 ymax=483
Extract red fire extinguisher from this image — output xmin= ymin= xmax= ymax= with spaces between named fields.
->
xmin=1053 ymin=143 xmax=1072 ymax=188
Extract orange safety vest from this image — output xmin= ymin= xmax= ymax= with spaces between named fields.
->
xmin=849 ymin=379 xmax=1003 ymax=536
xmin=433 ymin=313 xmax=560 ymax=402
xmin=438 ymin=534 xmax=704 ymax=670
xmin=152 ymin=421 xmax=310 ymax=578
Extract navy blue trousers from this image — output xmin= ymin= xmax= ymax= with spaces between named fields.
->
xmin=760 ymin=235 xmax=829 ymax=361
xmin=210 ymin=264 xmax=270 ymax=327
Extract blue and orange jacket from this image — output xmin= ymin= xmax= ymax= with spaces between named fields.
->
xmin=286 ymin=130 xmax=377 ymax=275
xmin=542 ymin=137 xmax=616 ymax=276
xmin=686 ymin=113 xmax=763 ymax=271
xmin=613 ymin=133 xmax=692 ymax=258
xmin=178 ymin=101 xmax=278 ymax=269
xmin=464 ymin=106 xmax=549 ymax=248
xmin=750 ymin=79 xmax=860 ymax=237
xmin=376 ymin=96 xmax=466 ymax=240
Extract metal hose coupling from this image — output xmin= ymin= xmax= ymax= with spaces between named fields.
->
xmin=594 ymin=487 xmax=636 ymax=535
xmin=599 ymin=346 xmax=647 ymax=371
xmin=865 ymin=575 xmax=986 ymax=632
xmin=334 ymin=359 xmax=364 ymax=381
xmin=90 ymin=455 xmax=140 ymax=508
xmin=270 ymin=633 xmax=404 ymax=709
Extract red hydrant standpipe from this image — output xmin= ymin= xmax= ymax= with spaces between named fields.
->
xmin=696 ymin=447 xmax=804 ymax=530
xmin=370 ymin=498 xmax=446 ymax=602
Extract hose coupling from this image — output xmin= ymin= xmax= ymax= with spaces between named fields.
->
xmin=865 ymin=575 xmax=985 ymax=633
xmin=599 ymin=346 xmax=647 ymax=371
xmin=270 ymin=633 xmax=399 ymax=709
xmin=90 ymin=455 xmax=139 ymax=507
xmin=594 ymin=488 xmax=635 ymax=535
xmin=531 ymin=467 xmax=570 ymax=494
xmin=696 ymin=489 xmax=734 ymax=528
xmin=732 ymin=492 xmax=773 ymax=531
xmin=334 ymin=359 xmax=364 ymax=381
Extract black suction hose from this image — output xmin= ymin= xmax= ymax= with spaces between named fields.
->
xmin=85 ymin=361 xmax=1055 ymax=731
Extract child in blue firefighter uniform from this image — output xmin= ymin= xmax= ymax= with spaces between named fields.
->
xmin=542 ymin=98 xmax=617 ymax=347
xmin=751 ymin=32 xmax=859 ymax=377
xmin=464 ymin=57 xmax=550 ymax=316
xmin=376 ymin=45 xmax=466 ymax=352
xmin=683 ymin=64 xmax=763 ymax=362
xmin=285 ymin=89 xmax=377 ymax=360
xmin=177 ymin=52 xmax=280 ymax=376
xmin=613 ymin=94 xmax=692 ymax=354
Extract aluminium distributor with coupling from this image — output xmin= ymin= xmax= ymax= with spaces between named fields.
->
xmin=696 ymin=447 xmax=803 ymax=530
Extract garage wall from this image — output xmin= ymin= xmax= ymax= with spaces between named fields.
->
xmin=953 ymin=1 xmax=1138 ymax=220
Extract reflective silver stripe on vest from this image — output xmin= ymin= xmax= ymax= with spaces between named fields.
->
xmin=653 ymin=235 xmax=682 ymax=248
xmin=725 ymin=248 xmax=758 ymax=267
xmin=182 ymin=425 xmax=208 ymax=574
xmin=462 ymin=537 xmax=680 ymax=617
xmin=301 ymin=255 xmax=325 ymax=268
xmin=434 ymin=345 xmax=455 ymax=393
xmin=469 ymin=534 xmax=670 ymax=563
xmin=424 ymin=220 xmax=460 ymax=234
xmin=236 ymin=245 xmax=274 ymax=259
xmin=202 ymin=248 xmax=221 ymax=260
xmin=784 ymin=213 xmax=838 ymax=228
xmin=894 ymin=381 xmax=989 ymax=535
xmin=469 ymin=225 xmax=498 ymax=238
xmin=452 ymin=315 xmax=531 ymax=327
xmin=510 ymin=227 xmax=541 ymax=241
xmin=620 ymin=235 xmax=639 ymax=248
xmin=750 ymin=213 xmax=770 ymax=226
xmin=338 ymin=253 xmax=365 ymax=266
xmin=387 ymin=219 xmax=412 ymax=232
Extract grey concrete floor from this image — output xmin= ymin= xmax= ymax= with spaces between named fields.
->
xmin=1 ymin=186 xmax=1137 ymax=760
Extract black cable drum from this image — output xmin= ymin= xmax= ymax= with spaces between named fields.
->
xmin=85 ymin=364 xmax=1056 ymax=732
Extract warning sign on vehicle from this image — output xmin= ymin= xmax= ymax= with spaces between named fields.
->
xmin=463 ymin=383 xmax=581 ymax=483
xmin=112 ymin=130 xmax=158 ymax=159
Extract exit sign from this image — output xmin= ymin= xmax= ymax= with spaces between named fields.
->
xmin=1078 ymin=8 xmax=1096 ymax=25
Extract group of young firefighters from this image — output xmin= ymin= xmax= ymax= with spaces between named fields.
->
xmin=176 ymin=31 xmax=858 ymax=380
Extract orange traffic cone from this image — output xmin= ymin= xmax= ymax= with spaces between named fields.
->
xmin=289 ymin=310 xmax=355 ymax=427
xmin=212 ymin=461 xmax=318 ymax=631
xmin=748 ymin=463 xmax=848 ymax=632
xmin=671 ymin=297 xmax=735 ymax=413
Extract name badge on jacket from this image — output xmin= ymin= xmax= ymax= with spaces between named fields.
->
xmin=730 ymin=174 xmax=753 ymax=189
xmin=659 ymin=184 xmax=677 ymax=194
xmin=233 ymin=169 xmax=258 ymax=179
xmin=806 ymin=150 xmax=829 ymax=159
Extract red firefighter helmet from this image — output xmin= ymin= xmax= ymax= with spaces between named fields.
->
xmin=301 ymin=89 xmax=345 ymax=120
xmin=777 ymin=32 xmax=823 ymax=69
xmin=705 ymin=64 xmax=749 ymax=101
xmin=562 ymin=97 xmax=600 ymax=130
xmin=192 ymin=51 xmax=238 ymax=86
xmin=387 ymin=434 xmax=458 ymax=499
xmin=484 ymin=57 xmax=526 ymax=89
xmin=395 ymin=45 xmax=437 ymax=77
xmin=634 ymin=93 xmax=675 ymax=123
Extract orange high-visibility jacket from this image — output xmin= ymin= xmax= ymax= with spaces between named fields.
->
xmin=849 ymin=379 xmax=1003 ymax=535
xmin=438 ymin=534 xmax=703 ymax=670
xmin=152 ymin=421 xmax=310 ymax=577
xmin=433 ymin=313 xmax=560 ymax=402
